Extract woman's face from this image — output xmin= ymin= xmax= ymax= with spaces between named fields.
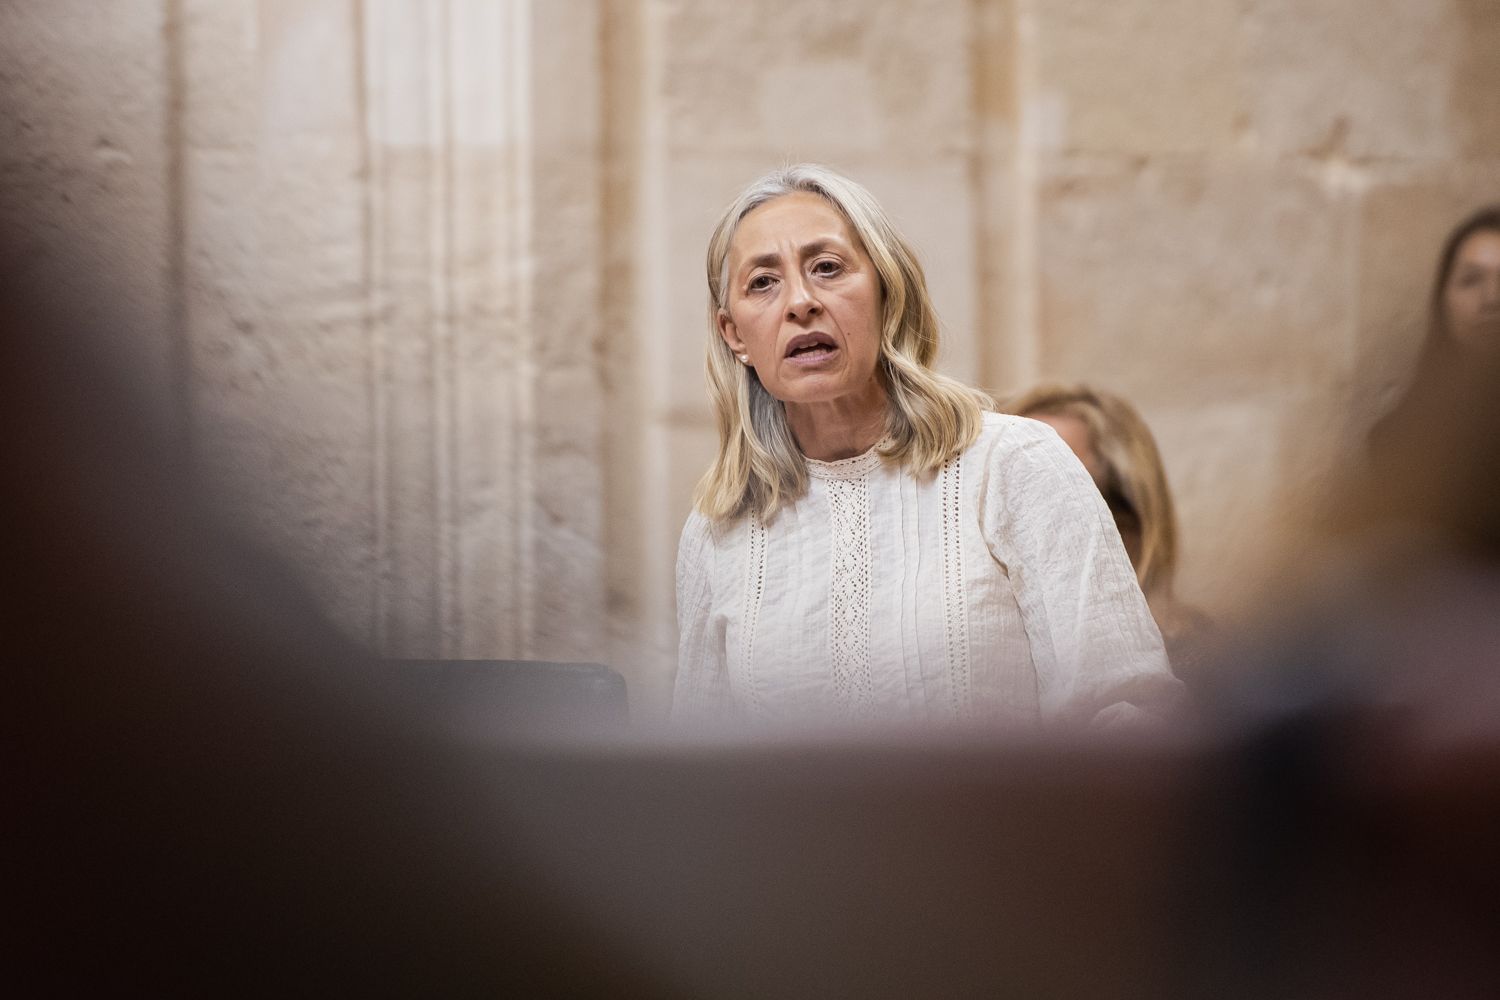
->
xmin=1443 ymin=229 xmax=1500 ymax=345
xmin=717 ymin=192 xmax=883 ymax=409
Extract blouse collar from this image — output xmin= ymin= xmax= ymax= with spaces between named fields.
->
xmin=804 ymin=437 xmax=892 ymax=482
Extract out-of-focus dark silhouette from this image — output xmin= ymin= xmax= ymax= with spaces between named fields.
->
xmin=1193 ymin=329 xmax=1500 ymax=1000
xmin=1 ymin=241 xmax=678 ymax=995
xmin=381 ymin=659 xmax=629 ymax=741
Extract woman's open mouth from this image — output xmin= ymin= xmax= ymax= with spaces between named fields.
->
xmin=784 ymin=332 xmax=838 ymax=366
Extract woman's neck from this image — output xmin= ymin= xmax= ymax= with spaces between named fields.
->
xmin=785 ymin=383 xmax=888 ymax=462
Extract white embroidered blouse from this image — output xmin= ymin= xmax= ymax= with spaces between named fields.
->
xmin=673 ymin=413 xmax=1182 ymax=728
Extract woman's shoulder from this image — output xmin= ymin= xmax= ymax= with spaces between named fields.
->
xmin=678 ymin=506 xmax=751 ymax=558
xmin=968 ymin=410 xmax=1067 ymax=459
xmin=679 ymin=507 xmax=719 ymax=551
xmin=676 ymin=508 xmax=722 ymax=603
xmin=963 ymin=410 xmax=1093 ymax=513
xmin=978 ymin=409 xmax=1049 ymax=435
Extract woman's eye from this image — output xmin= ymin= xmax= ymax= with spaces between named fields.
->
xmin=748 ymin=274 xmax=776 ymax=292
xmin=812 ymin=259 xmax=842 ymax=276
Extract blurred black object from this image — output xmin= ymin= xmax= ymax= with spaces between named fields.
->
xmin=0 ymin=247 xmax=673 ymax=996
xmin=382 ymin=659 xmax=629 ymax=738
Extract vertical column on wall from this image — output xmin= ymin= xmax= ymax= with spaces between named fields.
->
xmin=635 ymin=0 xmax=679 ymax=711
xmin=1001 ymin=0 xmax=1041 ymax=394
xmin=967 ymin=0 xmax=1026 ymax=395
xmin=521 ymin=0 xmax=606 ymax=664
xmin=361 ymin=0 xmax=531 ymax=658
xmin=599 ymin=0 xmax=659 ymax=711
xmin=959 ymin=0 xmax=1041 ymax=397
xmin=608 ymin=0 xmax=679 ymax=717
xmin=362 ymin=0 xmax=448 ymax=656
xmin=443 ymin=0 xmax=532 ymax=660
xmin=361 ymin=0 xmax=605 ymax=662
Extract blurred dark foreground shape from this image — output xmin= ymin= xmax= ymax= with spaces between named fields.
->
xmin=7 ymin=248 xmax=1500 ymax=998
xmin=381 ymin=659 xmax=630 ymax=740
xmin=0 ymin=253 xmax=676 ymax=995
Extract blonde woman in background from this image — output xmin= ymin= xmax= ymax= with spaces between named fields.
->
xmin=1006 ymin=384 xmax=1214 ymax=688
xmin=673 ymin=164 xmax=1181 ymax=728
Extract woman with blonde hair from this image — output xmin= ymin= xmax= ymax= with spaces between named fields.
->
xmin=674 ymin=164 xmax=1180 ymax=727
xmin=1006 ymin=383 xmax=1211 ymax=682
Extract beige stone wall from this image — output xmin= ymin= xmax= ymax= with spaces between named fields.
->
xmin=4 ymin=0 xmax=607 ymax=666
xmin=6 ymin=1 xmax=1498 ymax=717
xmin=1022 ymin=0 xmax=1500 ymax=616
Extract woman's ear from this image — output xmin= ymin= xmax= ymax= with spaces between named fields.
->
xmin=717 ymin=309 xmax=745 ymax=355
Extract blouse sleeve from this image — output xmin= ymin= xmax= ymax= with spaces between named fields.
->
xmin=671 ymin=509 xmax=731 ymax=722
xmin=981 ymin=418 xmax=1183 ymax=726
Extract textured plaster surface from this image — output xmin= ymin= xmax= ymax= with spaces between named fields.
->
xmin=0 ymin=0 xmax=173 ymax=392
xmin=1014 ymin=0 xmax=1500 ymax=607
xmin=6 ymin=0 xmax=605 ymax=666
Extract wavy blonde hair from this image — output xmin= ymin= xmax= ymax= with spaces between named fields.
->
xmin=1006 ymin=383 xmax=1180 ymax=605
xmin=695 ymin=163 xmax=990 ymax=522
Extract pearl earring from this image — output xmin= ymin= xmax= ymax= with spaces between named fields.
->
xmin=738 ymin=354 xmax=749 ymax=364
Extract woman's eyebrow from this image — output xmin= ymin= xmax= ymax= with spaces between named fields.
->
xmin=739 ymin=238 xmax=848 ymax=276
xmin=797 ymin=238 xmax=843 ymax=259
xmin=742 ymin=250 xmax=784 ymax=273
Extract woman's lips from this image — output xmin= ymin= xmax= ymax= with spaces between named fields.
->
xmin=785 ymin=344 xmax=838 ymax=367
xmin=783 ymin=332 xmax=838 ymax=366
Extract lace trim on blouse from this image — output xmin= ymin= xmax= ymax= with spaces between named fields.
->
xmin=827 ymin=475 xmax=876 ymax=718
xmin=806 ymin=438 xmax=970 ymax=719
xmin=804 ymin=438 xmax=891 ymax=481
xmin=739 ymin=514 xmax=769 ymax=718
xmin=939 ymin=454 xmax=973 ymax=716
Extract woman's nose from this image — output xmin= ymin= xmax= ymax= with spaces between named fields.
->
xmin=784 ymin=273 xmax=822 ymax=322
